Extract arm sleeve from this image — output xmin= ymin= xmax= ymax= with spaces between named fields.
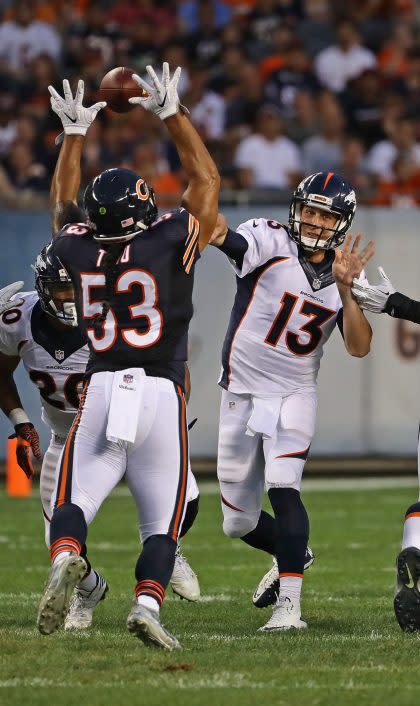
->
xmin=218 ymin=228 xmax=249 ymax=270
xmin=385 ymin=292 xmax=420 ymax=324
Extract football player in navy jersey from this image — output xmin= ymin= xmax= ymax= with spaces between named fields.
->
xmin=210 ymin=173 xmax=375 ymax=632
xmin=352 ymin=269 xmax=420 ymax=632
xmin=36 ymin=64 xmax=220 ymax=650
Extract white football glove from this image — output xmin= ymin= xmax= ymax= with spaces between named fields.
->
xmin=0 ymin=281 xmax=24 ymax=314
xmin=48 ymin=79 xmax=106 ymax=142
xmin=129 ymin=62 xmax=182 ymax=120
xmin=351 ymin=266 xmax=396 ymax=313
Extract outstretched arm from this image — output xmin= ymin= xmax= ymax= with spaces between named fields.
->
xmin=352 ymin=267 xmax=420 ymax=324
xmin=130 ymin=64 xmax=220 ymax=251
xmin=49 ymin=79 xmax=106 ymax=236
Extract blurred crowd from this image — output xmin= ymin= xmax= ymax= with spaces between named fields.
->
xmin=1 ymin=0 xmax=420 ymax=209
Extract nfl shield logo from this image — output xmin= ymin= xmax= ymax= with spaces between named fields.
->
xmin=123 ymin=374 xmax=134 ymax=384
xmin=55 ymin=349 xmax=64 ymax=361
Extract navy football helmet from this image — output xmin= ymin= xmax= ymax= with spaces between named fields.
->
xmin=289 ymin=172 xmax=356 ymax=251
xmin=83 ymin=167 xmax=158 ymax=243
xmin=33 ymin=244 xmax=77 ymax=327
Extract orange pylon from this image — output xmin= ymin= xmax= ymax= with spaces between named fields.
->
xmin=6 ymin=437 xmax=32 ymax=497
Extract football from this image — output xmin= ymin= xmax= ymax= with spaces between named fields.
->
xmin=98 ymin=67 xmax=144 ymax=113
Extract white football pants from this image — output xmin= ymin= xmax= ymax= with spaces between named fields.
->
xmin=217 ymin=388 xmax=317 ymax=538
xmin=51 ymin=372 xmax=196 ymax=544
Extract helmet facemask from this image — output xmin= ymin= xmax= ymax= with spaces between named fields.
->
xmin=288 ymin=173 xmax=357 ymax=252
xmin=290 ymin=198 xmax=349 ymax=251
xmin=33 ymin=252 xmax=78 ymax=327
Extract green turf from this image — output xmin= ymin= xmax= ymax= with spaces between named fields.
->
xmin=1 ymin=481 xmax=420 ymax=706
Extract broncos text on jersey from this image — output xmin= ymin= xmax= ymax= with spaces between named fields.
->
xmin=220 ymin=218 xmax=367 ymax=396
xmin=48 ymin=208 xmax=201 ymax=389
xmin=0 ymin=292 xmax=89 ymax=436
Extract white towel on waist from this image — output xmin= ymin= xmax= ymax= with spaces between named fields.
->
xmin=106 ymin=368 xmax=146 ymax=443
xmin=246 ymin=396 xmax=282 ymax=440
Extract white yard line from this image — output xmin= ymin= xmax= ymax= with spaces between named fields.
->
xmin=107 ymin=476 xmax=418 ymax=498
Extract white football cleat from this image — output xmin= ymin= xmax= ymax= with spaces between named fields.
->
xmin=253 ymin=548 xmax=315 ymax=608
xmin=65 ymin=574 xmax=108 ymax=630
xmin=127 ymin=603 xmax=181 ymax=650
xmin=37 ymin=553 xmax=87 ymax=635
xmin=170 ymin=546 xmax=200 ymax=601
xmin=258 ymin=596 xmax=307 ymax=632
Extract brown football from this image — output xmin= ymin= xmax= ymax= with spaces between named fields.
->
xmin=98 ymin=67 xmax=144 ymax=113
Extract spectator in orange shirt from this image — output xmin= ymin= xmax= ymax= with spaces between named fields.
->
xmin=370 ymin=152 xmax=420 ymax=206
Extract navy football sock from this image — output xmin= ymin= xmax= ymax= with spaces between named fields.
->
xmin=241 ymin=510 xmax=275 ymax=554
xmin=268 ymin=488 xmax=309 ymax=575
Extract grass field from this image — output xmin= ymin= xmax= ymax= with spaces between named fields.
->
xmin=1 ymin=477 xmax=420 ymax=706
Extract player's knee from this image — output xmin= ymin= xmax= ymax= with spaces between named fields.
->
xmin=223 ymin=513 xmax=258 ymax=538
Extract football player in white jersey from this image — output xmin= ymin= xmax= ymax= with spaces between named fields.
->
xmin=0 ymin=252 xmax=109 ymax=630
xmin=352 ymin=268 xmax=420 ymax=632
xmin=211 ymin=172 xmax=375 ymax=632
xmin=0 ymin=282 xmax=24 ymax=315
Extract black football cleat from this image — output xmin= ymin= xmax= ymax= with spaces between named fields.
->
xmin=394 ymin=547 xmax=420 ymax=632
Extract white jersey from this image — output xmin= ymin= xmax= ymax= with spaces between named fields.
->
xmin=0 ymin=292 xmax=89 ymax=437
xmin=220 ymin=219 xmax=363 ymax=396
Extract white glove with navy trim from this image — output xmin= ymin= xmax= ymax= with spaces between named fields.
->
xmin=129 ymin=62 xmax=182 ymax=121
xmin=351 ymin=267 xmax=396 ymax=313
xmin=0 ymin=281 xmax=24 ymax=314
xmin=48 ymin=79 xmax=106 ymax=141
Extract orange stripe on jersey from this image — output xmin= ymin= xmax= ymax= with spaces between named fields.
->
xmin=405 ymin=512 xmax=420 ymax=520
xmin=183 ymin=219 xmax=199 ymax=263
xmin=323 ymin=172 xmax=334 ymax=190
xmin=185 ymin=242 xmax=198 ymax=274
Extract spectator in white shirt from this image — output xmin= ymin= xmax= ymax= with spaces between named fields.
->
xmin=302 ymin=96 xmax=346 ymax=175
xmin=0 ymin=0 xmax=61 ymax=79
xmin=235 ymin=104 xmax=302 ymax=189
xmin=314 ymin=20 xmax=377 ymax=94
xmin=366 ymin=115 xmax=420 ymax=181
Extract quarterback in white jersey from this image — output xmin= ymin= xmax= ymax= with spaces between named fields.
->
xmin=211 ymin=171 xmax=375 ymax=632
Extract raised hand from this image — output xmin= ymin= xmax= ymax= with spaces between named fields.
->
xmin=48 ymin=79 xmax=106 ymax=139
xmin=129 ymin=62 xmax=182 ymax=121
xmin=0 ymin=281 xmax=24 ymax=314
xmin=332 ymin=233 xmax=375 ymax=289
xmin=352 ymin=266 xmax=396 ymax=313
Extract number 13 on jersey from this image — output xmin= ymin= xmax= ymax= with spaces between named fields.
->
xmin=81 ymin=270 xmax=163 ymax=352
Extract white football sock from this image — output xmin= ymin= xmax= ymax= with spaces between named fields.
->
xmin=278 ymin=575 xmax=303 ymax=605
xmin=77 ymin=569 xmax=99 ymax=593
xmin=402 ymin=514 xmax=420 ymax=550
xmin=136 ymin=594 xmax=160 ymax=613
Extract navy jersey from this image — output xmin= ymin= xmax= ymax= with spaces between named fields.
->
xmin=48 ymin=208 xmax=200 ymax=388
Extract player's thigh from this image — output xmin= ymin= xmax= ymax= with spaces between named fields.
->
xmin=218 ymin=390 xmax=264 ymax=534
xmin=54 ymin=372 xmax=126 ymax=524
xmin=126 ymin=378 xmax=188 ymax=544
xmin=264 ymin=389 xmax=317 ymax=491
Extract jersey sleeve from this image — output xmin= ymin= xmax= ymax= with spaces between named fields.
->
xmin=173 ymin=209 xmax=201 ymax=274
xmin=48 ymin=223 xmax=92 ymax=268
xmin=232 ymin=218 xmax=287 ymax=277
